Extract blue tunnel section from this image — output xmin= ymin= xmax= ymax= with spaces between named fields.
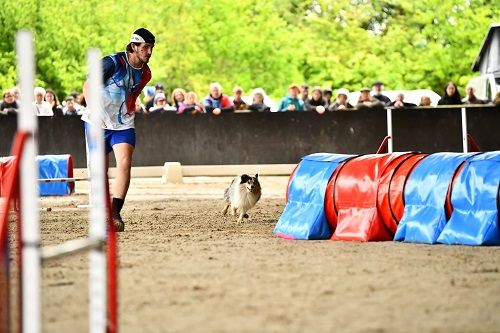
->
xmin=394 ymin=153 xmax=478 ymax=244
xmin=438 ymin=152 xmax=500 ymax=245
xmin=37 ymin=154 xmax=74 ymax=196
xmin=274 ymin=153 xmax=353 ymax=240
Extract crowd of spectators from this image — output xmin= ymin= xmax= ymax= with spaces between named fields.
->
xmin=1 ymin=80 xmax=499 ymax=117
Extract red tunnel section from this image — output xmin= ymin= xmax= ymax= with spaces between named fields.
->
xmin=325 ymin=152 xmax=426 ymax=241
xmin=382 ymin=153 xmax=428 ymax=233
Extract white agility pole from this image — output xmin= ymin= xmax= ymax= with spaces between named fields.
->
xmin=386 ymin=108 xmax=394 ymax=153
xmin=38 ymin=177 xmax=89 ymax=183
xmin=461 ymin=107 xmax=468 ymax=153
xmin=17 ymin=30 xmax=41 ymax=333
xmin=41 ymin=238 xmax=102 ymax=261
xmin=87 ymin=49 xmax=108 ymax=333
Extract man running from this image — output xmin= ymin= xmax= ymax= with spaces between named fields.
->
xmin=82 ymin=28 xmax=155 ymax=231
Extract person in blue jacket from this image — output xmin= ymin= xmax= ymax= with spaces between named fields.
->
xmin=278 ymin=84 xmax=305 ymax=111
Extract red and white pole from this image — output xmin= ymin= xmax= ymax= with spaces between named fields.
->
xmin=87 ymin=49 xmax=109 ymax=333
xmin=17 ymin=30 xmax=41 ymax=333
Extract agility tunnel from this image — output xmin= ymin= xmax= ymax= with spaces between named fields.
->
xmin=1 ymin=154 xmax=74 ymax=197
xmin=274 ymin=153 xmax=354 ymax=240
xmin=276 ymin=150 xmax=500 ymax=246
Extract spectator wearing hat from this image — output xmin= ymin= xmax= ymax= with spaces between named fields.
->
xmin=437 ymin=81 xmax=462 ymax=106
xmin=329 ymin=88 xmax=353 ymax=111
xmin=149 ymin=93 xmax=171 ymax=113
xmin=145 ymin=83 xmax=167 ymax=112
xmin=462 ymin=84 xmax=485 ymax=104
xmin=1 ymin=89 xmax=19 ymax=114
xmin=248 ymin=88 xmax=271 ymax=112
xmin=81 ymin=27 xmax=155 ymax=231
xmin=143 ymin=85 xmax=155 ymax=106
xmin=304 ymin=86 xmax=328 ymax=113
xmin=371 ymin=81 xmax=391 ymax=105
xmin=33 ymin=87 xmax=53 ymax=116
xmin=389 ymin=92 xmax=416 ymax=108
xmin=232 ymin=86 xmax=248 ymax=111
xmin=278 ymin=84 xmax=305 ymax=112
xmin=203 ymin=82 xmax=234 ymax=114
xmin=178 ymin=92 xmax=205 ymax=114
xmin=357 ymin=87 xmax=383 ymax=110
xmin=323 ymin=88 xmax=333 ymax=107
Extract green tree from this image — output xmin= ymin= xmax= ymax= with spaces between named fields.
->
xmin=0 ymin=0 xmax=497 ymax=101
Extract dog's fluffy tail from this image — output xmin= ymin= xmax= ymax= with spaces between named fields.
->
xmin=223 ymin=179 xmax=236 ymax=202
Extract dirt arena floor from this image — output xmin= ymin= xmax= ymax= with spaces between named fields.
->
xmin=7 ymin=176 xmax=500 ymax=332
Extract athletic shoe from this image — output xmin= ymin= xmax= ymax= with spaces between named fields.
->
xmin=113 ymin=213 xmax=125 ymax=232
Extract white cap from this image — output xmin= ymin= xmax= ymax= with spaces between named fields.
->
xmin=154 ymin=93 xmax=166 ymax=103
xmin=252 ymin=87 xmax=266 ymax=97
xmin=337 ymin=88 xmax=349 ymax=97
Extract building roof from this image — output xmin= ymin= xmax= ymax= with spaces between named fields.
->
xmin=471 ymin=23 xmax=500 ymax=72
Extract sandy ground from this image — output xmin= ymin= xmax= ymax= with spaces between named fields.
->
xmin=6 ymin=176 xmax=500 ymax=333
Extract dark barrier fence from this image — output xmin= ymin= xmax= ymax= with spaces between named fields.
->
xmin=1 ymin=106 xmax=499 ymax=168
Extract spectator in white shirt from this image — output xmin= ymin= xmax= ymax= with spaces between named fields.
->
xmin=33 ymin=87 xmax=53 ymax=116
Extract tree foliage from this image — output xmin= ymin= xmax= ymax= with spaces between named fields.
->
xmin=0 ymin=0 xmax=497 ymax=100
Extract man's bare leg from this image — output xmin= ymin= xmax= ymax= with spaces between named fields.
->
xmin=111 ymin=143 xmax=134 ymax=231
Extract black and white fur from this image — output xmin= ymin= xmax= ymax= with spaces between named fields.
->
xmin=222 ymin=174 xmax=261 ymax=222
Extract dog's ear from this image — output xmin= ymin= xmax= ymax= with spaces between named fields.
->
xmin=255 ymin=173 xmax=259 ymax=179
xmin=240 ymin=174 xmax=250 ymax=183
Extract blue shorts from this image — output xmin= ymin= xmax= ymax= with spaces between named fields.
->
xmin=84 ymin=122 xmax=135 ymax=154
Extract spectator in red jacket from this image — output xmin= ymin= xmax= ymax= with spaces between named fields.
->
xmin=203 ymin=82 xmax=234 ymax=115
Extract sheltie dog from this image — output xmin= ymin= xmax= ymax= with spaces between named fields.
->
xmin=222 ymin=174 xmax=261 ymax=222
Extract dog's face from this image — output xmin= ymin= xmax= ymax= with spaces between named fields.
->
xmin=240 ymin=174 xmax=259 ymax=193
